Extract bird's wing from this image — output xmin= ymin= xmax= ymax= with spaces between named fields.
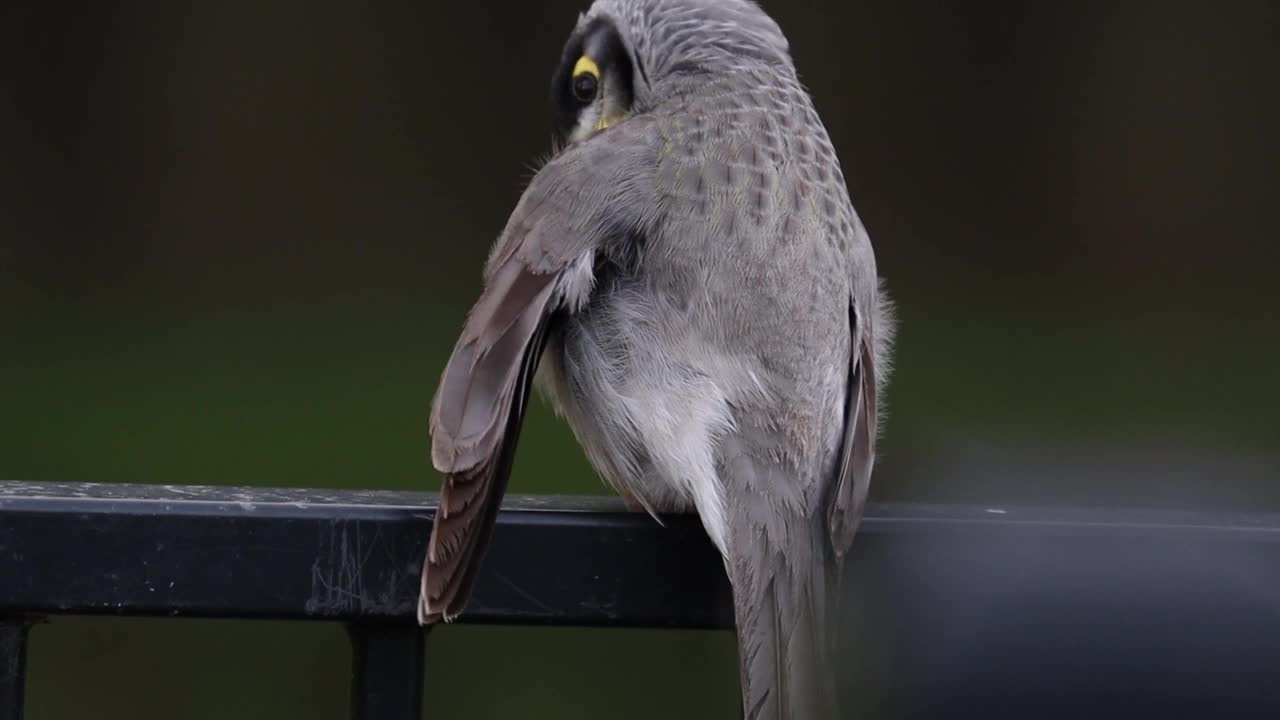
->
xmin=825 ymin=300 xmax=882 ymax=557
xmin=420 ymin=117 xmax=660 ymax=624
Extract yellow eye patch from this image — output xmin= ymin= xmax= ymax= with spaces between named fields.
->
xmin=572 ymin=55 xmax=600 ymax=80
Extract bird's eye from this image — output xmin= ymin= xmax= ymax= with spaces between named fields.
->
xmin=572 ymin=73 xmax=598 ymax=103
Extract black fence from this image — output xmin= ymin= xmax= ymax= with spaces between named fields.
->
xmin=3 ymin=481 xmax=1280 ymax=719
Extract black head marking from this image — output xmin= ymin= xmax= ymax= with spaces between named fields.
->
xmin=550 ymin=17 xmax=636 ymax=143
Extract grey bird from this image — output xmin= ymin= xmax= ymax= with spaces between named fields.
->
xmin=419 ymin=0 xmax=894 ymax=717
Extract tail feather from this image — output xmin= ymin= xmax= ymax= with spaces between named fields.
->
xmin=723 ymin=434 xmax=843 ymax=720
xmin=733 ymin=527 xmax=841 ymax=720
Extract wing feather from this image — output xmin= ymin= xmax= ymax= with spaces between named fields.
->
xmin=826 ymin=301 xmax=881 ymax=558
xmin=418 ymin=118 xmax=659 ymax=624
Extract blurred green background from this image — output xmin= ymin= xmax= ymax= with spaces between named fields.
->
xmin=3 ymin=0 xmax=1278 ymax=717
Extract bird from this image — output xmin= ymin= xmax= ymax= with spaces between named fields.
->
xmin=419 ymin=1 xmax=895 ymax=717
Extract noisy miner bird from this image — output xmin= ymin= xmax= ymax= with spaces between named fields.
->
xmin=420 ymin=0 xmax=894 ymax=717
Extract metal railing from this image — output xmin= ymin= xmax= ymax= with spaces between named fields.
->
xmin=4 ymin=481 xmax=1280 ymax=718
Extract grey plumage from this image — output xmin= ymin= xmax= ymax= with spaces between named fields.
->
xmin=421 ymin=1 xmax=895 ymax=717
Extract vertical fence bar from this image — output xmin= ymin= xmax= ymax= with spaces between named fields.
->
xmin=0 ymin=618 xmax=34 ymax=720
xmin=347 ymin=624 xmax=426 ymax=720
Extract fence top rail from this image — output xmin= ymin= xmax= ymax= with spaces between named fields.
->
xmin=3 ymin=480 xmax=1280 ymax=531
xmin=3 ymin=480 xmax=1280 ymax=629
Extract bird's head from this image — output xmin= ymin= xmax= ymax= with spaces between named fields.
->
xmin=550 ymin=0 xmax=792 ymax=147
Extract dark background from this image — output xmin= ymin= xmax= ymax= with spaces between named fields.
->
xmin=3 ymin=1 xmax=1278 ymax=717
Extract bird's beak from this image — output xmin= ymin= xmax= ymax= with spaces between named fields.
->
xmin=596 ymin=113 xmax=625 ymax=131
